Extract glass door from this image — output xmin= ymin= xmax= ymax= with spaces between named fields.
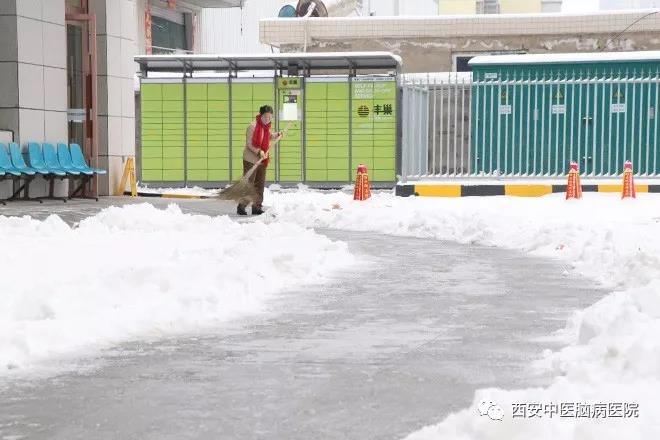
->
xmin=66 ymin=0 xmax=98 ymax=194
xmin=66 ymin=21 xmax=86 ymax=148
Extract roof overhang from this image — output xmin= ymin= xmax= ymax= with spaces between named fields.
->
xmin=134 ymin=52 xmax=403 ymax=73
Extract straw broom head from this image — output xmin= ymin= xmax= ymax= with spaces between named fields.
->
xmin=215 ymin=158 xmax=263 ymax=202
xmin=216 ymin=177 xmax=258 ymax=202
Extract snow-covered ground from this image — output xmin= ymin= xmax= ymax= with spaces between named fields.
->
xmin=254 ymin=188 xmax=659 ymax=440
xmin=0 ymin=203 xmax=353 ymax=374
xmin=4 ymin=185 xmax=660 ymax=438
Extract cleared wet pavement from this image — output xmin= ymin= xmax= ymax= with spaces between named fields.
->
xmin=0 ymin=200 xmax=605 ymax=439
xmin=0 ymin=196 xmax=236 ymax=223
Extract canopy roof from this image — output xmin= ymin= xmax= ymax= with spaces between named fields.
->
xmin=135 ymin=52 xmax=403 ymax=74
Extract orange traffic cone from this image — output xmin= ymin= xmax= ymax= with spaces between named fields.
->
xmin=565 ymin=161 xmax=582 ymax=200
xmin=621 ymin=161 xmax=636 ymax=199
xmin=353 ymin=164 xmax=371 ymax=201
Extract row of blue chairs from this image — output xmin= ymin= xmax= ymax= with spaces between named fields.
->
xmin=0 ymin=142 xmax=106 ymax=204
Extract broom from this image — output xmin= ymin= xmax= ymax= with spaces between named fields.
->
xmin=216 ymin=122 xmax=293 ymax=202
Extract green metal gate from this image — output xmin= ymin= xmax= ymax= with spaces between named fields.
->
xmin=471 ymin=57 xmax=660 ymax=177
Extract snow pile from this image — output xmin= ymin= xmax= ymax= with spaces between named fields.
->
xmin=136 ymin=185 xmax=220 ymax=196
xmin=262 ymin=189 xmax=660 ymax=439
xmin=0 ymin=203 xmax=353 ymax=373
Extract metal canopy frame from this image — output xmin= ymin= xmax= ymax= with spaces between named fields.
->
xmin=135 ymin=52 xmax=403 ymax=77
xmin=136 ymin=52 xmax=403 ymax=188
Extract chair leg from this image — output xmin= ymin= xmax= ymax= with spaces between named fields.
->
xmin=9 ymin=177 xmax=43 ymax=203
xmin=69 ymin=176 xmax=98 ymax=201
xmin=83 ymin=176 xmax=94 ymax=200
xmin=35 ymin=178 xmax=67 ymax=203
xmin=69 ymin=178 xmax=84 ymax=198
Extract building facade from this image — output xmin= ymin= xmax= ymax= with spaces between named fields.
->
xmin=0 ymin=0 xmax=138 ymax=198
xmin=361 ymin=0 xmax=439 ymax=16
xmin=439 ymin=0 xmax=477 ymax=14
xmin=600 ymin=0 xmax=660 ymax=9
xmin=439 ymin=0 xmax=563 ymax=14
xmin=261 ymin=10 xmax=660 ymax=73
xmin=200 ymin=0 xmax=284 ymax=54
xmin=0 ymin=0 xmax=238 ymax=199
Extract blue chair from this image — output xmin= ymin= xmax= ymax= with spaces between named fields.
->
xmin=28 ymin=142 xmax=66 ymax=176
xmin=43 ymin=143 xmax=77 ymax=175
xmin=27 ymin=142 xmax=67 ymax=202
xmin=69 ymin=143 xmax=105 ymax=201
xmin=57 ymin=143 xmax=98 ymax=201
xmin=0 ymin=143 xmax=23 ymax=177
xmin=9 ymin=143 xmax=41 ymax=175
xmin=0 ymin=166 xmax=5 ymax=205
xmin=57 ymin=144 xmax=92 ymax=176
xmin=0 ymin=142 xmax=23 ymax=204
xmin=4 ymin=143 xmax=42 ymax=202
xmin=69 ymin=144 xmax=106 ymax=175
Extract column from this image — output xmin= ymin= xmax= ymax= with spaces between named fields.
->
xmin=90 ymin=0 xmax=137 ymax=195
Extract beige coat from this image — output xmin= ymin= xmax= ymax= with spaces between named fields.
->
xmin=244 ymin=122 xmax=280 ymax=164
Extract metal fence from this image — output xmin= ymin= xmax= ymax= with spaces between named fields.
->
xmin=402 ymin=70 xmax=660 ymax=180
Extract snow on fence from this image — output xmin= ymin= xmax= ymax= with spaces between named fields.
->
xmin=401 ymin=70 xmax=660 ymax=180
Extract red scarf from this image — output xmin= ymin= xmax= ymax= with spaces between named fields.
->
xmin=251 ymin=115 xmax=271 ymax=166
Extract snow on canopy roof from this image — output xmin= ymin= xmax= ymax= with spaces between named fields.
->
xmin=135 ymin=52 xmax=403 ymax=72
xmin=469 ymin=51 xmax=660 ymax=66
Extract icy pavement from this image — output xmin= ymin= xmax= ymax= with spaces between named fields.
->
xmin=0 ymin=197 xmax=237 ymax=224
xmin=0 ymin=200 xmax=605 ymax=440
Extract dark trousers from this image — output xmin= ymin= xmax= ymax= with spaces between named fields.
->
xmin=238 ymin=160 xmax=266 ymax=209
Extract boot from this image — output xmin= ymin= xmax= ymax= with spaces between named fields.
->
xmin=251 ymin=206 xmax=265 ymax=216
xmin=237 ymin=204 xmax=248 ymax=216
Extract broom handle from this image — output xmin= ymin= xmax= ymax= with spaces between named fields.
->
xmin=260 ymin=121 xmax=293 ymax=159
xmin=273 ymin=121 xmax=294 ymax=144
xmin=229 ymin=121 xmax=293 ymax=187
xmin=248 ymin=122 xmax=295 ymax=175
xmin=279 ymin=121 xmax=294 ymax=135
xmin=244 ymin=159 xmax=264 ymax=180
xmin=246 ymin=145 xmax=277 ymax=177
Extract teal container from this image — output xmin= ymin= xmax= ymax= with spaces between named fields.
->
xmin=470 ymin=52 xmax=660 ymax=176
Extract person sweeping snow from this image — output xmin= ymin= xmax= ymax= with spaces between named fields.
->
xmin=237 ymin=105 xmax=282 ymax=216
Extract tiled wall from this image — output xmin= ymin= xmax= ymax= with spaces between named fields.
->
xmin=0 ymin=0 xmax=138 ymax=198
xmin=0 ymin=0 xmax=67 ymax=197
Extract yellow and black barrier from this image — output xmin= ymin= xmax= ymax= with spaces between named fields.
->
xmin=123 ymin=191 xmax=211 ymax=200
xmin=396 ymin=183 xmax=660 ymax=198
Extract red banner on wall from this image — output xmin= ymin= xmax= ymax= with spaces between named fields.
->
xmin=145 ymin=3 xmax=152 ymax=55
xmin=192 ymin=12 xmax=197 ymax=53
